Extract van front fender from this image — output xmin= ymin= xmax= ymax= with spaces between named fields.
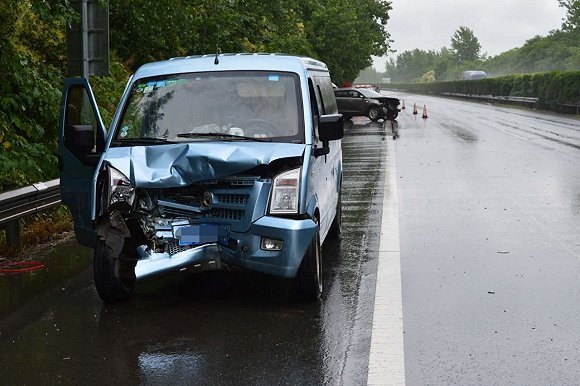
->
xmin=305 ymin=195 xmax=318 ymax=220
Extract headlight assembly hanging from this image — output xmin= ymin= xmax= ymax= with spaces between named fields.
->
xmin=108 ymin=165 xmax=135 ymax=210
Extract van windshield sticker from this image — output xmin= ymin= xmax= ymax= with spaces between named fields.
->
xmin=268 ymin=75 xmax=280 ymax=82
xmin=120 ymin=125 xmax=130 ymax=137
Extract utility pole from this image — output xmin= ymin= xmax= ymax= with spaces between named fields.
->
xmin=67 ymin=0 xmax=110 ymax=78
xmin=81 ymin=0 xmax=90 ymax=79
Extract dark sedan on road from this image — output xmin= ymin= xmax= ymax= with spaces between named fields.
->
xmin=334 ymin=87 xmax=400 ymax=121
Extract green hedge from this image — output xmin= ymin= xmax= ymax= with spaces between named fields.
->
xmin=386 ymin=70 xmax=580 ymax=109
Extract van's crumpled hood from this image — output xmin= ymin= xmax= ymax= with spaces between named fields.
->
xmin=104 ymin=142 xmax=306 ymax=188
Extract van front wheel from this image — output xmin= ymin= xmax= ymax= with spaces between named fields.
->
xmin=94 ymin=239 xmax=136 ymax=303
xmin=294 ymin=226 xmax=322 ymax=300
xmin=368 ymin=106 xmax=380 ymax=121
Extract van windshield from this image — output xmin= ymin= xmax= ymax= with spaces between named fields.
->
xmin=114 ymin=71 xmax=303 ymax=143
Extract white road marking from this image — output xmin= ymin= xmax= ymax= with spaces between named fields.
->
xmin=497 ymin=128 xmax=530 ymax=141
xmin=367 ymin=135 xmax=405 ymax=385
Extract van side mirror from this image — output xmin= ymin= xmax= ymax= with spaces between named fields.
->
xmin=318 ymin=114 xmax=344 ymax=142
xmin=314 ymin=114 xmax=344 ymax=157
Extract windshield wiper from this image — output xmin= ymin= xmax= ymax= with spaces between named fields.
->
xmin=111 ymin=137 xmax=173 ymax=146
xmin=176 ymin=132 xmax=270 ymax=142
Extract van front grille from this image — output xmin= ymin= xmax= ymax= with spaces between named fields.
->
xmin=165 ymin=240 xmax=192 ymax=255
xmin=217 ymin=193 xmax=248 ymax=205
xmin=157 ymin=177 xmax=258 ymax=225
xmin=209 ymin=208 xmax=245 ymax=221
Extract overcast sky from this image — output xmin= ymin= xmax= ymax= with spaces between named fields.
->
xmin=373 ymin=0 xmax=567 ymax=71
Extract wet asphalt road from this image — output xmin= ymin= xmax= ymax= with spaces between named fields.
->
xmin=2 ymin=95 xmax=580 ymax=385
xmin=390 ymin=93 xmax=580 ymax=384
xmin=0 ymin=119 xmax=388 ymax=384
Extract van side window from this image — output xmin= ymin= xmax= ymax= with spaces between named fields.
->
xmin=308 ymin=78 xmax=323 ymax=142
xmin=314 ymin=76 xmax=338 ymax=115
xmin=317 ymin=85 xmax=327 ymax=114
xmin=308 ymin=78 xmax=322 ymax=119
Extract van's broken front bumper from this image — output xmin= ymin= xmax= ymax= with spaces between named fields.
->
xmin=134 ymin=216 xmax=317 ymax=280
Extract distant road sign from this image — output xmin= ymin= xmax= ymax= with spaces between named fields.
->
xmin=67 ymin=0 xmax=109 ymax=78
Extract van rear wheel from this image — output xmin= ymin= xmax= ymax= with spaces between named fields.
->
xmin=94 ymin=239 xmax=136 ymax=303
xmin=294 ymin=225 xmax=322 ymax=300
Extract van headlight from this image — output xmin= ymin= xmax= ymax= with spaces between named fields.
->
xmin=108 ymin=166 xmax=135 ymax=210
xmin=269 ymin=168 xmax=300 ymax=214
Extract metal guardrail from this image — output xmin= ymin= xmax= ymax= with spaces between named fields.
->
xmin=441 ymin=92 xmax=539 ymax=106
xmin=440 ymin=93 xmax=580 ymax=114
xmin=0 ymin=179 xmax=61 ymax=246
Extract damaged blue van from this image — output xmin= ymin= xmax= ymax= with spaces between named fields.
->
xmin=58 ymin=54 xmax=344 ymax=303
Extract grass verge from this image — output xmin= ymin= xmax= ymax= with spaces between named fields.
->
xmin=0 ymin=206 xmax=73 ymax=258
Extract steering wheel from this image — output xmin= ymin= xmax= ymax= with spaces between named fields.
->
xmin=239 ymin=118 xmax=279 ymax=135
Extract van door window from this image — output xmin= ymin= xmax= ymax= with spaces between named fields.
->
xmin=308 ymin=79 xmax=322 ymax=118
xmin=63 ymin=85 xmax=106 ymax=164
xmin=316 ymin=85 xmax=326 ymax=115
xmin=314 ymin=76 xmax=338 ymax=115
xmin=308 ymin=78 xmax=323 ymax=143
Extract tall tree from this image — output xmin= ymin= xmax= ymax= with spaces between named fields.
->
xmin=450 ymin=26 xmax=482 ymax=63
xmin=109 ymin=0 xmax=392 ymax=84
xmin=304 ymin=0 xmax=392 ymax=84
xmin=385 ymin=48 xmax=439 ymax=82
xmin=0 ymin=0 xmax=76 ymax=189
xmin=558 ymin=0 xmax=580 ymax=31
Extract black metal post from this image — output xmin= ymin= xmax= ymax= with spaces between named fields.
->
xmin=4 ymin=220 xmax=20 ymax=247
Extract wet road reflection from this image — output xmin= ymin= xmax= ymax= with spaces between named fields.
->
xmin=0 ymin=118 xmax=387 ymax=384
xmin=388 ymin=91 xmax=580 ymax=384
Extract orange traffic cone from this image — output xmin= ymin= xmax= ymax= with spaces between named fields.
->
xmin=401 ymin=100 xmax=406 ymax=110
xmin=412 ymin=103 xmax=418 ymax=115
xmin=422 ymin=105 xmax=428 ymax=119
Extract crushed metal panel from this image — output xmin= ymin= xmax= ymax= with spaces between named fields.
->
xmin=105 ymin=142 xmax=306 ymax=188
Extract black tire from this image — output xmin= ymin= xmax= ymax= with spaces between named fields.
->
xmin=368 ymin=106 xmax=380 ymax=121
xmin=342 ymin=114 xmax=353 ymax=120
xmin=294 ymin=224 xmax=322 ymax=300
xmin=94 ymin=239 xmax=136 ymax=303
xmin=328 ymin=188 xmax=342 ymax=240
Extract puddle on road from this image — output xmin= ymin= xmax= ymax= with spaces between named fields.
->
xmin=448 ymin=125 xmax=479 ymax=143
xmin=0 ymin=241 xmax=92 ymax=316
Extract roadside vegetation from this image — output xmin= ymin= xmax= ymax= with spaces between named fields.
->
xmin=357 ymin=0 xmax=580 ymax=84
xmin=0 ymin=0 xmax=393 ymax=192
xmin=0 ymin=208 xmax=72 ymax=257
xmin=391 ymin=71 xmax=580 ymax=113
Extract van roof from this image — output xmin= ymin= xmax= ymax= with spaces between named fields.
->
xmin=134 ymin=53 xmax=329 ymax=79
